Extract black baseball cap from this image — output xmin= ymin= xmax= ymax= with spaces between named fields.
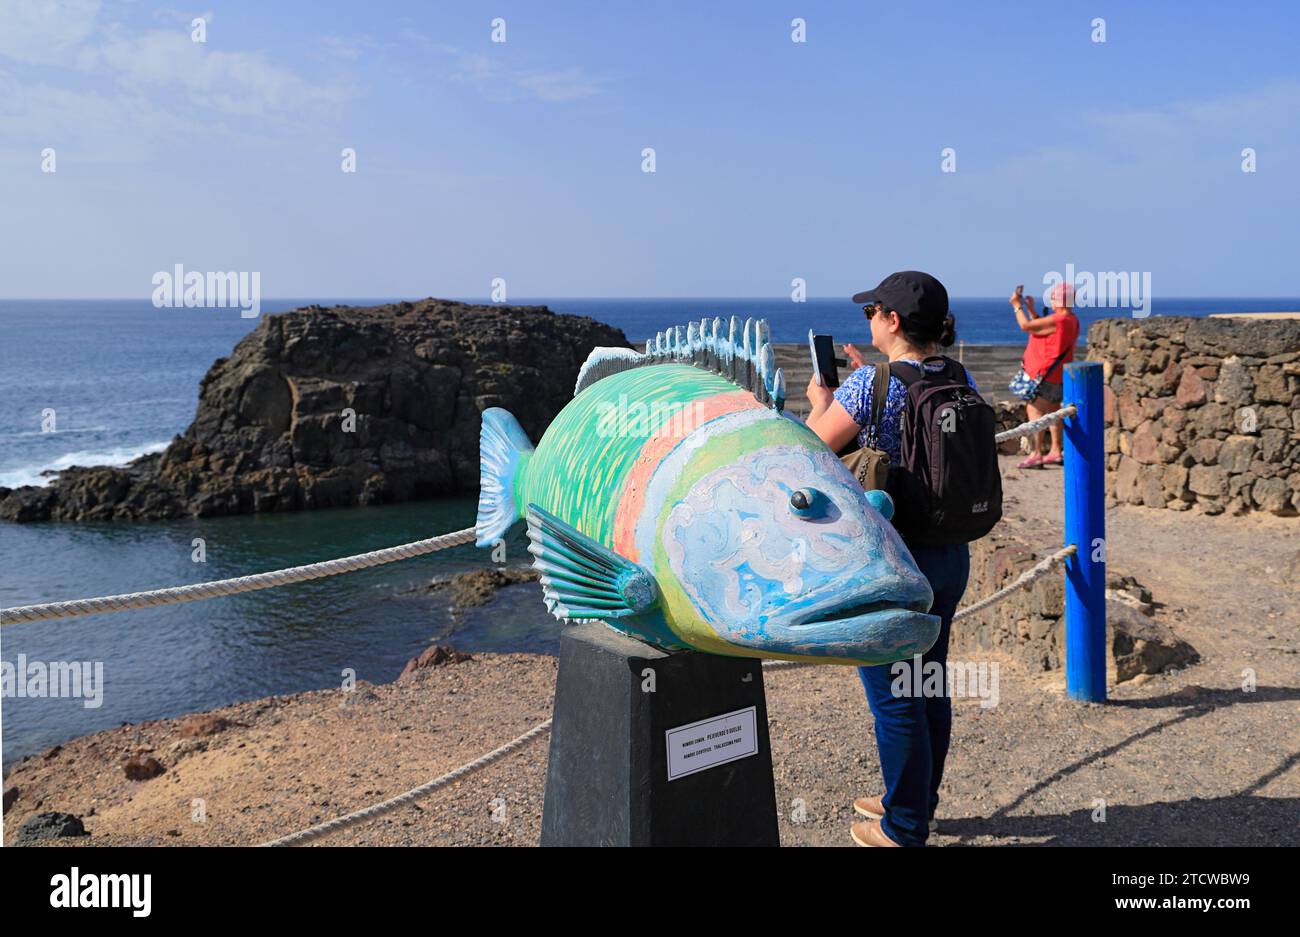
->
xmin=852 ymin=271 xmax=949 ymax=328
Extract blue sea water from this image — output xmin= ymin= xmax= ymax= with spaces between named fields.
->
xmin=1 ymin=296 xmax=1297 ymax=761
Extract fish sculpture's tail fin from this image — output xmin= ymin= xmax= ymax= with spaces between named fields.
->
xmin=476 ymin=408 xmax=534 ymax=547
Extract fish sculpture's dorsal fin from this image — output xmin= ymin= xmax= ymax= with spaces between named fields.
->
xmin=573 ymin=317 xmax=785 ymax=411
xmin=573 ymin=346 xmax=646 ymax=396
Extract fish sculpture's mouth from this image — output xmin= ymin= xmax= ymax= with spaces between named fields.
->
xmin=746 ymin=595 xmax=940 ymax=664
xmin=792 ymin=597 xmax=939 ymax=643
xmin=754 ymin=581 xmax=941 ymax=663
xmin=794 ymin=596 xmax=916 ymax=626
xmin=788 ymin=577 xmax=934 ymax=627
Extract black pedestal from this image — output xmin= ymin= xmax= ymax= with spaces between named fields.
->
xmin=540 ymin=622 xmax=780 ymax=846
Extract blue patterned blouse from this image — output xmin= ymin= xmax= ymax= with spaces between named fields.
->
xmin=832 ymin=359 xmax=980 ymax=463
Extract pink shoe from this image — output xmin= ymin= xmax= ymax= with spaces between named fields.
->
xmin=1017 ymin=454 xmax=1045 ymax=469
xmin=1041 ymin=453 xmax=1063 ymax=466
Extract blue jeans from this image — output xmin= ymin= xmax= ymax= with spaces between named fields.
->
xmin=857 ymin=541 xmax=970 ymax=846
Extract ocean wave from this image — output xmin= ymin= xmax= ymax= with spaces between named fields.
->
xmin=0 ymin=441 xmax=171 ymax=489
xmin=1 ymin=426 xmax=112 ymax=439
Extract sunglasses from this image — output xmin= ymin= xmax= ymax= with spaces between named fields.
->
xmin=863 ymin=303 xmax=895 ymax=320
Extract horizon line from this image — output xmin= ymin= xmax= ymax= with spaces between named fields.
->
xmin=3 ymin=295 xmax=1300 ymax=303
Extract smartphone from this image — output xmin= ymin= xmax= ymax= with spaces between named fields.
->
xmin=808 ymin=331 xmax=840 ymax=388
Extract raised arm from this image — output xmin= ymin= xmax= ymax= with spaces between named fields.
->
xmin=1012 ymin=289 xmax=1058 ymax=335
xmin=1018 ymin=310 xmax=1060 ymax=335
xmin=805 ymin=375 xmax=863 ymax=451
xmin=806 ymin=368 xmax=871 ymax=452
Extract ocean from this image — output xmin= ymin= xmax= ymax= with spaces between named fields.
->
xmin=2 ymin=296 xmax=1296 ymax=761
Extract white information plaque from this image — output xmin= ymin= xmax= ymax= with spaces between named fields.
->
xmin=665 ymin=705 xmax=759 ymax=781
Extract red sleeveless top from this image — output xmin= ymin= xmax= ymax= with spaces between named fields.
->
xmin=1022 ymin=311 xmax=1079 ymax=383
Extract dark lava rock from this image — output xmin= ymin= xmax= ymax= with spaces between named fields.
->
xmin=2 ymin=786 xmax=17 ymax=814
xmin=178 ymin=713 xmax=233 ymax=738
xmin=429 ymin=566 xmax=541 ymax=608
xmin=1111 ymin=604 xmax=1200 ymax=682
xmin=17 ymin=811 xmax=88 ymax=843
xmin=122 ymin=754 xmax=166 ymax=781
xmin=398 ymin=644 xmax=473 ymax=682
xmin=0 ymin=299 xmax=629 ymax=522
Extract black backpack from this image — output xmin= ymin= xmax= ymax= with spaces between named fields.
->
xmin=886 ymin=356 xmax=1002 ymax=545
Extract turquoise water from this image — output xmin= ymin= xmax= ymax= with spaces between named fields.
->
xmin=3 ymin=296 xmax=1298 ymax=762
xmin=1 ymin=499 xmax=548 ymax=762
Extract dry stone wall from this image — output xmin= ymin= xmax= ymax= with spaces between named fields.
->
xmin=1088 ymin=316 xmax=1300 ymax=516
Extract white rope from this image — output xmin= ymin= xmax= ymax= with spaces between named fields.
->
xmin=258 ymin=717 xmax=552 ymax=847
xmin=255 ymin=540 xmax=1078 ymax=844
xmin=763 ymin=543 xmax=1078 ymax=670
xmin=995 ymin=404 xmax=1076 ymax=443
xmin=2 ymin=409 xmax=1080 ymax=626
xmin=0 ymin=405 xmax=1094 ymax=848
xmin=951 ymin=543 xmax=1076 ymax=621
xmin=0 ymin=526 xmax=478 ymax=624
xmin=257 ymin=542 xmax=1077 ymax=842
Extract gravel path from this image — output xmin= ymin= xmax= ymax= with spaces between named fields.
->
xmin=6 ymin=462 xmax=1297 ymax=847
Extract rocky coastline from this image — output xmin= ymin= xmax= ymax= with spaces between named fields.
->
xmin=0 ymin=299 xmax=627 ymax=522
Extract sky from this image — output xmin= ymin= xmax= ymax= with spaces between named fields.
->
xmin=1 ymin=0 xmax=1298 ymax=300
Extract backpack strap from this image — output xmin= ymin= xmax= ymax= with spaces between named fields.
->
xmin=865 ymin=362 xmax=891 ymax=446
xmin=888 ymin=359 xmax=925 ymax=388
xmin=897 ymin=355 xmax=970 ymax=387
xmin=872 ymin=358 xmax=969 ymax=445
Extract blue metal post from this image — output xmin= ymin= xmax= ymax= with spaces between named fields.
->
xmin=1063 ymin=362 xmax=1107 ymax=702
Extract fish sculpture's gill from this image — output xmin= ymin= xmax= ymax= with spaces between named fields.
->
xmin=474 ymin=317 xmax=939 ymax=666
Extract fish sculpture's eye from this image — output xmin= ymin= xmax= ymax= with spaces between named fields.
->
xmin=865 ymin=488 xmax=895 ymax=520
xmin=788 ymin=488 xmax=824 ymax=517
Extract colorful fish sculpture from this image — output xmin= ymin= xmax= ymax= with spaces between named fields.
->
xmin=474 ymin=317 xmax=939 ymax=665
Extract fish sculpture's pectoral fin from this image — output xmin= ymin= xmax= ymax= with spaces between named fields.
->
xmin=525 ymin=504 xmax=659 ymax=620
xmin=476 ymin=408 xmax=535 ymax=547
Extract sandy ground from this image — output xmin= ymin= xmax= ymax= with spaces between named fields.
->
xmin=5 ymin=457 xmax=1298 ymax=847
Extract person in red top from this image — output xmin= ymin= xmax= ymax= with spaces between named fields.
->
xmin=1011 ymin=281 xmax=1080 ymax=467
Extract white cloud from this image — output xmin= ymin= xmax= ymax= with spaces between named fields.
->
xmin=516 ymin=67 xmax=603 ymax=103
xmin=318 ymin=33 xmax=376 ymax=62
xmin=1084 ymin=81 xmax=1300 ymax=149
xmin=0 ymin=0 xmax=101 ymax=66
xmin=0 ymin=70 xmax=261 ymax=162
xmin=0 ymin=0 xmax=351 ymax=122
xmin=401 ymin=31 xmax=605 ymax=104
xmin=88 ymin=28 xmax=351 ymax=116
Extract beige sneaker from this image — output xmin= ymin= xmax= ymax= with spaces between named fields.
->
xmin=852 ymin=794 xmax=938 ymax=833
xmin=852 ymin=794 xmax=885 ymax=819
xmin=850 ymin=819 xmax=901 ymax=847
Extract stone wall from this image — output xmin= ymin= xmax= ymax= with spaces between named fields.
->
xmin=952 ymin=531 xmax=1199 ymax=681
xmin=1087 ymin=316 xmax=1300 ymax=516
xmin=952 ymin=530 xmax=1066 ymax=671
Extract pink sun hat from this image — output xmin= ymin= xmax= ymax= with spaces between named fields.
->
xmin=1049 ymin=280 xmax=1076 ymax=307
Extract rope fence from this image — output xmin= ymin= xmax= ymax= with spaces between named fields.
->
xmin=262 ymin=542 xmax=1079 ymax=843
xmin=995 ymin=404 xmax=1076 ymax=444
xmin=952 ymin=543 xmax=1076 ymax=621
xmin=259 ymin=718 xmax=553 ymax=847
xmin=762 ymin=543 xmax=1077 ymax=671
xmin=2 ymin=406 xmax=1079 ymax=627
xmin=4 ymin=403 xmax=1089 ymax=844
xmin=0 ymin=527 xmax=478 ymax=625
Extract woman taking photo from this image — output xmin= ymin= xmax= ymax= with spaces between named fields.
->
xmin=1009 ymin=281 xmax=1080 ymax=468
xmin=804 ymin=270 xmax=974 ymax=848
